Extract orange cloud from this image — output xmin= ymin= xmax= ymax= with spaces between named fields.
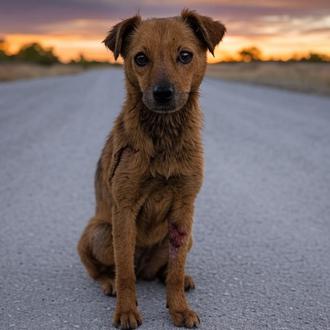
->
xmin=5 ymin=33 xmax=115 ymax=62
xmin=3 ymin=13 xmax=330 ymax=63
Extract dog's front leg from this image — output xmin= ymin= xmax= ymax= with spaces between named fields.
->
xmin=166 ymin=197 xmax=200 ymax=328
xmin=112 ymin=205 xmax=142 ymax=329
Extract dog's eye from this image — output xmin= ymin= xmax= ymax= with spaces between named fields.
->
xmin=134 ymin=52 xmax=149 ymax=67
xmin=178 ymin=51 xmax=193 ymax=64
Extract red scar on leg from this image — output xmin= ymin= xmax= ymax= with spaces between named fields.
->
xmin=169 ymin=223 xmax=186 ymax=258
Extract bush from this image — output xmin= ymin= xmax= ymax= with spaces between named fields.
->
xmin=305 ymin=53 xmax=328 ymax=63
xmin=0 ymin=49 xmax=9 ymax=61
xmin=0 ymin=39 xmax=11 ymax=62
xmin=15 ymin=43 xmax=60 ymax=65
xmin=238 ymin=47 xmax=262 ymax=62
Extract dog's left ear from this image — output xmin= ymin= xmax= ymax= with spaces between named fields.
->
xmin=181 ymin=9 xmax=226 ymax=56
xmin=103 ymin=15 xmax=141 ymax=60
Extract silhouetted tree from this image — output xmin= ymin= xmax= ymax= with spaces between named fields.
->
xmin=15 ymin=43 xmax=60 ymax=65
xmin=305 ymin=52 xmax=328 ymax=63
xmin=0 ymin=49 xmax=8 ymax=61
xmin=0 ymin=38 xmax=10 ymax=62
xmin=238 ymin=47 xmax=262 ymax=62
xmin=77 ymin=53 xmax=88 ymax=68
xmin=286 ymin=52 xmax=329 ymax=63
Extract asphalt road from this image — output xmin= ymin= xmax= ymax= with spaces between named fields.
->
xmin=1 ymin=69 xmax=330 ymax=330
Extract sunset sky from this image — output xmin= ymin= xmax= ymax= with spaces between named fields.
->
xmin=1 ymin=0 xmax=330 ymax=63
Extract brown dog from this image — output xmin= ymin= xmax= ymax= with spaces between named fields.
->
xmin=77 ymin=9 xmax=225 ymax=329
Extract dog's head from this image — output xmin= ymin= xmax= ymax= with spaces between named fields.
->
xmin=104 ymin=10 xmax=226 ymax=113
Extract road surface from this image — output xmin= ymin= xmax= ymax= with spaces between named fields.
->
xmin=1 ymin=69 xmax=330 ymax=330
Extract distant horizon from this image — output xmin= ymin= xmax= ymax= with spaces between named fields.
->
xmin=2 ymin=40 xmax=329 ymax=65
xmin=1 ymin=1 xmax=330 ymax=63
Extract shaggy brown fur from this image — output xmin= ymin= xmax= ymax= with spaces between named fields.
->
xmin=77 ymin=9 xmax=225 ymax=329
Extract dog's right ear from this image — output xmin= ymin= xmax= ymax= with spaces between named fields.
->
xmin=103 ymin=15 xmax=141 ymax=60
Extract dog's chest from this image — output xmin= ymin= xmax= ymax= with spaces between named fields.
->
xmin=135 ymin=180 xmax=173 ymax=247
xmin=149 ymin=151 xmax=192 ymax=179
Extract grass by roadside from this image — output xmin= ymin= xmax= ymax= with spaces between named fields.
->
xmin=206 ymin=62 xmax=330 ymax=96
xmin=2 ymin=62 xmax=330 ymax=97
xmin=0 ymin=63 xmax=85 ymax=82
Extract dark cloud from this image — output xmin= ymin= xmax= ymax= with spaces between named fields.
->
xmin=0 ymin=0 xmax=329 ymax=34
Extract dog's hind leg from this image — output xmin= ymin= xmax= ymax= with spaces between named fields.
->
xmin=77 ymin=216 xmax=116 ymax=296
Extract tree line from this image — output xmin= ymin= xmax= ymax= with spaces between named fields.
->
xmin=0 ymin=40 xmax=60 ymax=65
xmin=0 ymin=40 xmax=111 ymax=66
xmin=0 ymin=39 xmax=329 ymax=65
xmin=224 ymin=46 xmax=330 ymax=63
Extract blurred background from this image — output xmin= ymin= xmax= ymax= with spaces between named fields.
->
xmin=1 ymin=3 xmax=330 ymax=329
xmin=1 ymin=0 xmax=330 ymax=94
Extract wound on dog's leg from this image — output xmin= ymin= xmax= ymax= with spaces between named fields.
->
xmin=169 ymin=223 xmax=187 ymax=258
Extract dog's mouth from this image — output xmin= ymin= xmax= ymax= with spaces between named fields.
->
xmin=142 ymin=91 xmax=189 ymax=114
xmin=147 ymin=104 xmax=179 ymax=114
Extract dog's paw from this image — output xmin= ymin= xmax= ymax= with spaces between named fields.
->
xmin=100 ymin=278 xmax=116 ymax=296
xmin=113 ymin=307 xmax=142 ymax=329
xmin=184 ymin=275 xmax=196 ymax=291
xmin=170 ymin=308 xmax=200 ymax=328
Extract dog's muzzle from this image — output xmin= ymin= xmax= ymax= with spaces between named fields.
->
xmin=142 ymin=82 xmax=187 ymax=113
xmin=153 ymin=84 xmax=174 ymax=104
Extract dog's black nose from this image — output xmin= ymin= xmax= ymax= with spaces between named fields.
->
xmin=153 ymin=84 xmax=174 ymax=103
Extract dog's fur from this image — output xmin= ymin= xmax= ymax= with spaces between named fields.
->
xmin=77 ymin=9 xmax=225 ymax=329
